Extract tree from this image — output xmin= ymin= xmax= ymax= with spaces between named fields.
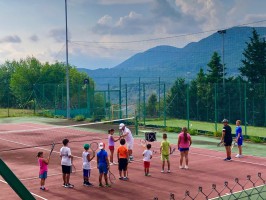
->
xmin=166 ymin=78 xmax=186 ymax=118
xmin=206 ymin=52 xmax=224 ymax=83
xmin=239 ymin=29 xmax=266 ymax=84
xmin=147 ymin=93 xmax=157 ymax=117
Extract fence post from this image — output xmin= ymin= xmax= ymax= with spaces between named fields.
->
xmin=244 ymin=83 xmax=247 ymax=136
xmin=139 ymin=77 xmax=141 ymax=119
xmin=164 ymin=83 xmax=166 ymax=127
xmin=158 ymin=77 xmax=161 ymax=118
xmin=215 ymin=83 xmax=217 ymax=132
xmin=119 ymin=77 xmax=122 ymax=119
xmin=108 ymin=84 xmax=111 ymax=120
xmin=187 ymin=84 xmax=190 ymax=129
xmin=126 ymin=84 xmax=128 ymax=118
xmin=143 ymin=83 xmax=146 ymax=125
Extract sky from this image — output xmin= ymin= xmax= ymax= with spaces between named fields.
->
xmin=1 ymin=0 xmax=266 ymax=70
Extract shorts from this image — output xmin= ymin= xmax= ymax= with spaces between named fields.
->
xmin=224 ymin=140 xmax=232 ymax=146
xmin=109 ymin=146 xmax=114 ymax=150
xmin=62 ymin=165 xmax=71 ymax=174
xmin=161 ymin=154 xmax=169 ymax=161
xmin=98 ymin=163 xmax=108 ymax=174
xmin=179 ymin=148 xmax=189 ymax=152
xmin=144 ymin=161 xmax=150 ymax=168
xmin=39 ymin=171 xmax=47 ymax=179
xmin=83 ymin=169 xmax=91 ymax=177
xmin=127 ymin=142 xmax=134 ymax=150
xmin=237 ymin=138 xmax=243 ymax=146
xmin=119 ymin=158 xmax=128 ymax=171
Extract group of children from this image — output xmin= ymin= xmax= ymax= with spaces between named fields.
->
xmin=37 ymin=120 xmax=242 ymax=191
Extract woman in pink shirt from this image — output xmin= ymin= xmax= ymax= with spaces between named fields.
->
xmin=177 ymin=127 xmax=192 ymax=169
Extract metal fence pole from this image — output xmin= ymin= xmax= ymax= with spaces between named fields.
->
xmin=119 ymin=77 xmax=122 ymax=119
xmin=143 ymin=83 xmax=146 ymax=125
xmin=164 ymin=83 xmax=166 ymax=127
xmin=187 ymin=84 xmax=190 ymax=129
xmin=244 ymin=83 xmax=247 ymax=136
xmin=158 ymin=77 xmax=161 ymax=118
xmin=126 ymin=84 xmax=128 ymax=118
xmin=215 ymin=83 xmax=217 ymax=132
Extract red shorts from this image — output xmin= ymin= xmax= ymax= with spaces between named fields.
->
xmin=109 ymin=146 xmax=114 ymax=150
xmin=144 ymin=161 xmax=150 ymax=168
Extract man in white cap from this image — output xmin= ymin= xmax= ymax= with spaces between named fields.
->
xmin=119 ymin=123 xmax=134 ymax=161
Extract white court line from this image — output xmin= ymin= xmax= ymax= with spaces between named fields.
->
xmin=0 ymin=179 xmax=48 ymax=200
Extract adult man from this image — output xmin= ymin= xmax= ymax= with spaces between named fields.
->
xmin=220 ymin=119 xmax=232 ymax=161
xmin=119 ymin=123 xmax=134 ymax=161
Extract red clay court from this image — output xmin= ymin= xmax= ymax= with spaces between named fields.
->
xmin=0 ymin=121 xmax=265 ymax=200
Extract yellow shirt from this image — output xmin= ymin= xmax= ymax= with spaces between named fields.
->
xmin=161 ymin=140 xmax=170 ymax=155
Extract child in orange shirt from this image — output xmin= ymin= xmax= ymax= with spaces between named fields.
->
xmin=117 ymin=138 xmax=129 ymax=180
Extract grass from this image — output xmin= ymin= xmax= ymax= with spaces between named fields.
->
xmin=143 ymin=118 xmax=266 ymax=137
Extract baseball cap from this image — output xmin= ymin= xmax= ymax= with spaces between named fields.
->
xmin=119 ymin=123 xmax=125 ymax=129
xmin=99 ymin=142 xmax=105 ymax=149
xmin=83 ymin=144 xmax=90 ymax=149
xmin=222 ymin=119 xmax=228 ymax=123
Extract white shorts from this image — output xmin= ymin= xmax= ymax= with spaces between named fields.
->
xmin=127 ymin=141 xmax=134 ymax=150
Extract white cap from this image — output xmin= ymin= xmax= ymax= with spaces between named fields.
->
xmin=119 ymin=123 xmax=125 ymax=129
xmin=99 ymin=142 xmax=105 ymax=149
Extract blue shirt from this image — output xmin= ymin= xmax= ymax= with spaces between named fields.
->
xmin=235 ymin=126 xmax=242 ymax=138
xmin=97 ymin=150 xmax=108 ymax=165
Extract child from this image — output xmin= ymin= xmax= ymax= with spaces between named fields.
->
xmin=178 ymin=127 xmax=192 ymax=169
xmin=97 ymin=142 xmax=111 ymax=187
xmin=143 ymin=144 xmax=152 ymax=176
xmin=60 ymin=138 xmax=74 ymax=188
xmin=117 ymin=138 xmax=129 ymax=180
xmin=108 ymin=128 xmax=120 ymax=165
xmin=235 ymin=120 xmax=243 ymax=158
xmin=37 ymin=151 xmax=50 ymax=191
xmin=82 ymin=143 xmax=95 ymax=186
xmin=160 ymin=133 xmax=171 ymax=173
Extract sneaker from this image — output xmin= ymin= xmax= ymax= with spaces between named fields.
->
xmin=99 ymin=183 xmax=103 ymax=187
xmin=105 ymin=184 xmax=111 ymax=187
xmin=110 ymin=163 xmax=114 ymax=166
xmin=161 ymin=170 xmax=164 ymax=173
xmin=235 ymin=154 xmax=240 ymax=158
xmin=119 ymin=177 xmax=124 ymax=180
xmin=224 ymin=158 xmax=232 ymax=162
xmin=65 ymin=183 xmax=74 ymax=188
xmin=62 ymin=183 xmax=66 ymax=187
xmin=130 ymin=156 xmax=134 ymax=161
xmin=123 ymin=177 xmax=129 ymax=181
xmin=179 ymin=166 xmax=184 ymax=169
xmin=40 ymin=187 xmax=48 ymax=191
xmin=167 ymin=170 xmax=171 ymax=173
xmin=84 ymin=182 xmax=93 ymax=187
xmin=185 ymin=165 xmax=189 ymax=169
xmin=113 ymin=161 xmax=117 ymax=165
xmin=146 ymin=174 xmax=151 ymax=176
xmin=238 ymin=155 xmax=243 ymax=158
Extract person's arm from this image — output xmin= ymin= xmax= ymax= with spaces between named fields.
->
xmin=42 ymin=157 xmax=50 ymax=165
xmin=169 ymin=142 xmax=172 ymax=153
xmin=97 ymin=155 xmax=99 ymax=168
xmin=221 ymin=130 xmax=225 ymax=142
xmin=150 ymin=151 xmax=152 ymax=159
xmin=117 ymin=149 xmax=119 ymax=163
xmin=177 ymin=136 xmax=181 ymax=149
xmin=160 ymin=143 xmax=162 ymax=154
xmin=106 ymin=155 xmax=110 ymax=169
xmin=87 ymin=152 xmax=95 ymax=162
xmin=189 ymin=136 xmax=192 ymax=146
xmin=111 ymin=135 xmax=120 ymax=142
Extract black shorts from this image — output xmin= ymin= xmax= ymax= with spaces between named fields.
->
xmin=224 ymin=140 xmax=232 ymax=146
xmin=62 ymin=165 xmax=71 ymax=174
xmin=119 ymin=158 xmax=128 ymax=171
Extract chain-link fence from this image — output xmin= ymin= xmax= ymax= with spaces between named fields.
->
xmin=153 ymin=173 xmax=265 ymax=200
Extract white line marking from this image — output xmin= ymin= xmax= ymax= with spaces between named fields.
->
xmin=0 ymin=179 xmax=48 ymax=200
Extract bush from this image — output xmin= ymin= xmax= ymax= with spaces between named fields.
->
xmin=162 ymin=126 xmax=181 ymax=133
xmin=213 ymin=131 xmax=222 ymax=137
xmin=249 ymin=136 xmax=264 ymax=143
xmin=188 ymin=129 xmax=198 ymax=136
xmin=74 ymin=115 xmax=86 ymax=121
xmin=205 ymin=131 xmax=214 ymax=136
xmin=37 ymin=110 xmax=54 ymax=118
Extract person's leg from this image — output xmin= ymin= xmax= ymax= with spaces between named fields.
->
xmin=162 ymin=160 xmax=165 ymax=171
xmin=185 ymin=151 xmax=189 ymax=168
xmin=110 ymin=149 xmax=114 ymax=163
xmin=66 ymin=174 xmax=70 ymax=185
xmin=180 ymin=151 xmax=185 ymax=167
xmin=62 ymin=173 xmax=66 ymax=185
xmin=99 ymin=173 xmax=103 ymax=185
xmin=239 ymin=145 xmax=242 ymax=155
xmin=104 ymin=173 xmax=109 ymax=185
xmin=41 ymin=178 xmax=44 ymax=187
xmin=167 ymin=158 xmax=170 ymax=172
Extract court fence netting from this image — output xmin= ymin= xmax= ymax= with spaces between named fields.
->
xmin=0 ymin=117 xmax=136 ymax=153
xmin=153 ymin=172 xmax=265 ymax=200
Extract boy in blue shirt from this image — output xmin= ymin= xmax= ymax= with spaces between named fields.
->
xmin=235 ymin=120 xmax=243 ymax=158
xmin=97 ymin=142 xmax=110 ymax=187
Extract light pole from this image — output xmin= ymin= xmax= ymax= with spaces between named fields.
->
xmin=65 ymin=0 xmax=70 ymax=119
xmin=217 ymin=29 xmax=226 ymax=91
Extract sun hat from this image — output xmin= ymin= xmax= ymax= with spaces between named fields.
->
xmin=222 ymin=119 xmax=228 ymax=123
xmin=119 ymin=123 xmax=125 ymax=129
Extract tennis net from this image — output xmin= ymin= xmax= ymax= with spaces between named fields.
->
xmin=0 ymin=117 xmax=136 ymax=153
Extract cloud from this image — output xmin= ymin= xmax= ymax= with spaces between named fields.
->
xmin=98 ymin=15 xmax=113 ymax=25
xmin=0 ymin=35 xmax=21 ymax=43
xmin=48 ymin=28 xmax=69 ymax=43
xmin=29 ymin=34 xmax=39 ymax=42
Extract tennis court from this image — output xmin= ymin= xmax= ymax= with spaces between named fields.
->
xmin=0 ymin=117 xmax=265 ymax=200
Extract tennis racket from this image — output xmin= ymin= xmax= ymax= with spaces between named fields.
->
xmin=231 ymin=142 xmax=237 ymax=150
xmin=71 ymin=163 xmax=76 ymax=174
xmin=90 ymin=142 xmax=98 ymax=153
xmin=140 ymin=139 xmax=147 ymax=148
xmin=49 ymin=142 xmax=55 ymax=157
xmin=108 ymin=169 xmax=116 ymax=184
xmin=217 ymin=141 xmax=224 ymax=147
xmin=170 ymin=147 xmax=176 ymax=155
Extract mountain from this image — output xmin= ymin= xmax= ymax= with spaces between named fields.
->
xmin=78 ymin=26 xmax=266 ymax=88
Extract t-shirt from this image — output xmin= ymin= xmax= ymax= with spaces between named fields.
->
xmin=108 ymin=135 xmax=115 ymax=147
xmin=235 ymin=126 xmax=242 ymax=140
xmin=117 ymin=145 xmax=128 ymax=159
xmin=121 ymin=127 xmax=134 ymax=143
xmin=161 ymin=140 xmax=170 ymax=155
xmin=97 ymin=150 xmax=108 ymax=165
xmin=38 ymin=158 xmax=48 ymax=174
xmin=143 ymin=149 xmax=152 ymax=162
xmin=60 ymin=146 xmax=72 ymax=166
xmin=82 ymin=151 xmax=91 ymax=170
xmin=178 ymin=132 xmax=191 ymax=148
xmin=223 ymin=125 xmax=232 ymax=142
